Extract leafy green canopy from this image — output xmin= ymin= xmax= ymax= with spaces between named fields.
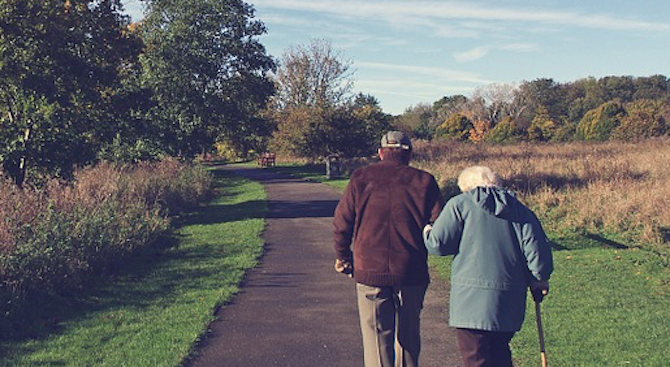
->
xmin=139 ymin=0 xmax=275 ymax=157
xmin=0 ymin=0 xmax=141 ymax=185
xmin=576 ymin=101 xmax=626 ymax=141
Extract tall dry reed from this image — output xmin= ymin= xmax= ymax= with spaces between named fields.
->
xmin=413 ymin=138 xmax=670 ymax=251
xmin=0 ymin=158 xmax=214 ymax=334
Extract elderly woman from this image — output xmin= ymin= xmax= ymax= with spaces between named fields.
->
xmin=423 ymin=166 xmax=553 ymax=367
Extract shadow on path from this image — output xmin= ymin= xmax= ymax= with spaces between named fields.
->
xmin=186 ymin=165 xmax=462 ymax=367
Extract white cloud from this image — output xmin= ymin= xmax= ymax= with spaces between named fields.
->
xmin=250 ymin=0 xmax=670 ymax=34
xmin=357 ymin=78 xmax=474 ymax=98
xmin=452 ymin=42 xmax=537 ymax=63
xmin=355 ymin=77 xmax=477 ymax=114
xmin=454 ymin=47 xmax=489 ymax=62
xmin=356 ymin=61 xmax=493 ymax=84
xmin=261 ymin=13 xmax=320 ymax=28
xmin=498 ymin=43 xmax=538 ymax=52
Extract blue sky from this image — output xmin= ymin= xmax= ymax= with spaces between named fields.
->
xmin=123 ymin=0 xmax=670 ymax=115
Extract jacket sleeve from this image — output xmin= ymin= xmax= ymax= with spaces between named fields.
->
xmin=424 ymin=198 xmax=463 ymax=256
xmin=427 ymin=176 xmax=445 ymax=223
xmin=333 ymin=180 xmax=356 ymax=261
xmin=520 ymin=210 xmax=554 ymax=282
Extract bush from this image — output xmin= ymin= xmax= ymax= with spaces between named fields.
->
xmin=612 ymin=99 xmax=668 ymax=141
xmin=484 ymin=118 xmax=524 ymax=144
xmin=0 ymin=159 xmax=213 ymax=335
xmin=576 ymin=101 xmax=626 ymax=141
xmin=215 ymin=141 xmax=245 ymax=162
xmin=434 ymin=113 xmax=472 ymax=141
xmin=550 ymin=123 xmax=577 ymax=142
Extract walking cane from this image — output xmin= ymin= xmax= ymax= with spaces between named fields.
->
xmin=535 ymin=291 xmax=548 ymax=367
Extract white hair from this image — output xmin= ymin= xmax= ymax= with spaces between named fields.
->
xmin=457 ymin=166 xmax=502 ymax=192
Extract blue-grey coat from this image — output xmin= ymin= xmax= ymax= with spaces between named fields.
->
xmin=424 ymin=187 xmax=553 ymax=332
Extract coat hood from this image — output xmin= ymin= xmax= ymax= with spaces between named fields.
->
xmin=465 ymin=186 xmax=519 ymax=219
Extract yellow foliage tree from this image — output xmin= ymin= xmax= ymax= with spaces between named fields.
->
xmin=468 ymin=119 xmax=491 ymax=143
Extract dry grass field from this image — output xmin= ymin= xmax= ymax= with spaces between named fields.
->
xmin=412 ymin=138 xmax=670 ymax=255
xmin=267 ymin=154 xmax=669 ymax=366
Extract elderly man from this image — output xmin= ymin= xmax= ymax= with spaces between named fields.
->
xmin=423 ymin=166 xmax=553 ymax=367
xmin=333 ymin=131 xmax=444 ymax=367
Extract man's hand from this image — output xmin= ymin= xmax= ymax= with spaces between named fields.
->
xmin=530 ymin=280 xmax=549 ymax=303
xmin=334 ymin=258 xmax=353 ymax=277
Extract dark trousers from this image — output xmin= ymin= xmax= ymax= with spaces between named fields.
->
xmin=456 ymin=328 xmax=516 ymax=367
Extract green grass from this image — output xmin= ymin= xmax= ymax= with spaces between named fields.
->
xmin=274 ymin=162 xmax=669 ymax=366
xmin=512 ymin=247 xmax=668 ymax=367
xmin=430 ymin=241 xmax=669 ymax=366
xmin=0 ymin=170 xmax=267 ymax=367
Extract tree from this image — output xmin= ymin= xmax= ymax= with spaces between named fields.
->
xmin=600 ymin=75 xmax=635 ymax=103
xmin=472 ymin=83 xmax=519 ymax=126
xmin=351 ymin=93 xmax=392 ymax=154
xmin=434 ymin=114 xmax=472 ymax=141
xmin=270 ymin=104 xmax=373 ymax=159
xmin=272 ymin=38 xmax=353 ymax=110
xmin=429 ymin=95 xmax=468 ymax=133
xmin=393 ymin=103 xmax=433 ymax=139
xmin=270 ymin=39 xmax=364 ymax=159
xmin=527 ymin=105 xmax=560 ymax=141
xmin=612 ymin=99 xmax=668 ymax=141
xmin=551 ymin=123 xmax=577 ymax=142
xmin=139 ymin=0 xmax=275 ymax=157
xmin=515 ymin=78 xmax=564 ymax=129
xmin=633 ymin=75 xmax=669 ymax=100
xmin=468 ymin=119 xmax=492 ymax=143
xmin=0 ymin=0 xmax=141 ymax=186
xmin=576 ymin=101 xmax=626 ymax=141
xmin=484 ymin=117 xmax=523 ymax=144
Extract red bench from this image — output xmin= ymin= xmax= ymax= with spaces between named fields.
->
xmin=257 ymin=153 xmax=276 ymax=168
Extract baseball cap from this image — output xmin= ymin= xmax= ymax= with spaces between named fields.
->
xmin=381 ymin=131 xmax=412 ymax=150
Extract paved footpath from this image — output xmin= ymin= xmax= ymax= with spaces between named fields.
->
xmin=186 ymin=165 xmax=462 ymax=367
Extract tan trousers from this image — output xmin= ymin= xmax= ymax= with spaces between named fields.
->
xmin=356 ymin=283 xmax=428 ymax=367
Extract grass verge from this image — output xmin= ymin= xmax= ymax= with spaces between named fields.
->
xmin=273 ymin=162 xmax=669 ymax=366
xmin=0 ymin=169 xmax=267 ymax=367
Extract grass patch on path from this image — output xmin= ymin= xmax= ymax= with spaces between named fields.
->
xmin=268 ymin=163 xmax=349 ymax=191
xmin=0 ymin=169 xmax=267 ymax=367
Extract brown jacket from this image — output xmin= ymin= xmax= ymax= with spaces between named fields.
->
xmin=333 ymin=159 xmax=444 ymax=286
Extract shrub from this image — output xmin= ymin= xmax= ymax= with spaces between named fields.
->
xmin=434 ymin=113 xmax=472 ymax=141
xmin=484 ymin=118 xmax=524 ymax=144
xmin=550 ymin=123 xmax=577 ymax=142
xmin=527 ymin=106 xmax=561 ymax=142
xmin=0 ymin=159 xmax=213 ymax=335
xmin=576 ymin=101 xmax=626 ymax=141
xmin=215 ymin=140 xmax=247 ymax=162
xmin=612 ymin=99 xmax=668 ymax=141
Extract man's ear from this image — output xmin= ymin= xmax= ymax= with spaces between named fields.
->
xmin=378 ymin=148 xmax=384 ymax=160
